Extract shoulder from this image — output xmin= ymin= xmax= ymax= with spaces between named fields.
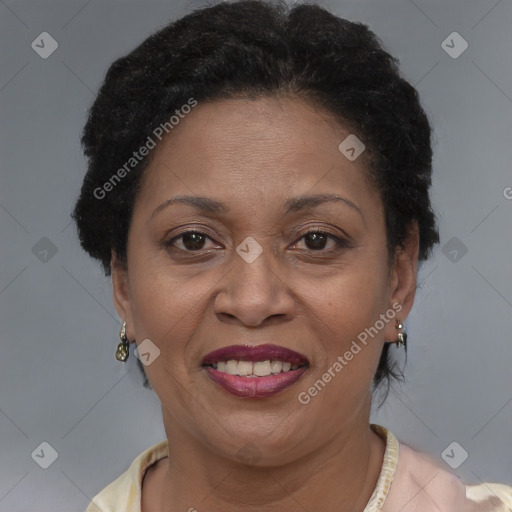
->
xmin=85 ymin=439 xmax=169 ymax=512
xmin=466 ymin=482 xmax=512 ymax=511
xmin=382 ymin=438 xmax=512 ymax=512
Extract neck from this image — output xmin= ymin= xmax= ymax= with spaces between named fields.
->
xmin=154 ymin=410 xmax=386 ymax=512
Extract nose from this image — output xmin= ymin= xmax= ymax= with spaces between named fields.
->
xmin=213 ymin=241 xmax=296 ymax=327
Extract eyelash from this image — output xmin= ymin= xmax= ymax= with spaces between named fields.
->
xmin=163 ymin=228 xmax=349 ymax=254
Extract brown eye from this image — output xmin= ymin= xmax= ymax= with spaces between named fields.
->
xmin=164 ymin=229 xmax=348 ymax=254
xmin=164 ymin=230 xmax=215 ymax=252
xmin=181 ymin=232 xmax=207 ymax=251
xmin=294 ymin=230 xmax=348 ymax=252
xmin=304 ymin=232 xmax=328 ymax=250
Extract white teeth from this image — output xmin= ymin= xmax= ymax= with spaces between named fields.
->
xmin=212 ymin=359 xmax=302 ymax=377
xmin=253 ymin=360 xmax=272 ymax=377
xmin=225 ymin=360 xmax=238 ymax=374
xmin=237 ymin=361 xmax=253 ymax=376
xmin=270 ymin=360 xmax=282 ymax=373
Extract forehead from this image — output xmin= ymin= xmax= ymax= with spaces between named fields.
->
xmin=134 ymin=96 xmax=378 ymax=220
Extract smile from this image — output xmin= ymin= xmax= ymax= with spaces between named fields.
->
xmin=201 ymin=344 xmax=309 ymax=398
xmin=207 ymin=359 xmax=302 ymax=376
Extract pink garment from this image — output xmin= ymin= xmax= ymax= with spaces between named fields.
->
xmin=85 ymin=424 xmax=512 ymax=512
xmin=372 ymin=425 xmax=512 ymax=512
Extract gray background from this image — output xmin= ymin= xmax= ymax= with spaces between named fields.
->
xmin=1 ymin=0 xmax=511 ymax=509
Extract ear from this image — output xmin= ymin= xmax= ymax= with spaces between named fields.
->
xmin=383 ymin=221 xmax=419 ymax=342
xmin=111 ymin=249 xmax=135 ymax=342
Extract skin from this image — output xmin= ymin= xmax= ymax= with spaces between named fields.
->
xmin=111 ymin=96 xmax=419 ymax=512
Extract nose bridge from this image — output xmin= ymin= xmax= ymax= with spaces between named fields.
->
xmin=231 ymin=235 xmax=279 ymax=299
xmin=213 ymin=233 xmax=294 ymax=325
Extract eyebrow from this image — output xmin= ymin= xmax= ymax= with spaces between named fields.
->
xmin=150 ymin=193 xmax=363 ymax=220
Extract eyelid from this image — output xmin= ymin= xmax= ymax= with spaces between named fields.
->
xmin=293 ymin=223 xmax=352 ymax=243
xmin=164 ymin=228 xmax=220 ymax=249
xmin=163 ymin=225 xmax=350 ymax=252
xmin=292 ymin=228 xmax=350 ymax=251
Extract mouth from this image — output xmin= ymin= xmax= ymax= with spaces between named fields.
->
xmin=201 ymin=344 xmax=309 ymax=398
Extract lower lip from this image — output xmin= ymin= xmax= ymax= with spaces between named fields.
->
xmin=203 ymin=366 xmax=308 ymax=398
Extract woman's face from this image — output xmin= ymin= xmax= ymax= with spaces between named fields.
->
xmin=112 ymin=96 xmax=418 ymax=464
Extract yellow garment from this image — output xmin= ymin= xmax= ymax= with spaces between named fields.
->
xmin=85 ymin=424 xmax=512 ymax=512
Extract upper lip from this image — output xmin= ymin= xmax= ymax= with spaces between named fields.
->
xmin=202 ymin=344 xmax=309 ymax=366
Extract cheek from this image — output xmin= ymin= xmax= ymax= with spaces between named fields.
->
xmin=298 ymin=280 xmax=386 ymax=419
xmin=127 ymin=260 xmax=202 ymax=362
xmin=318 ymin=256 xmax=389 ymax=331
xmin=127 ymin=271 xmax=201 ymax=408
xmin=304 ymin=253 xmax=389 ymax=386
xmin=127 ymin=227 xmax=205 ymax=330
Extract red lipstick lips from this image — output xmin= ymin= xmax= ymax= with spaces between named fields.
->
xmin=201 ymin=344 xmax=309 ymax=398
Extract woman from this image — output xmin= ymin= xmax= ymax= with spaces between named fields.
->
xmin=71 ymin=1 xmax=512 ymax=511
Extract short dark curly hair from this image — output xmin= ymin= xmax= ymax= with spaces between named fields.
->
xmin=71 ymin=0 xmax=439 ymax=403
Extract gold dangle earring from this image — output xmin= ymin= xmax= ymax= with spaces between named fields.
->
xmin=395 ymin=319 xmax=407 ymax=349
xmin=115 ymin=321 xmax=130 ymax=362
